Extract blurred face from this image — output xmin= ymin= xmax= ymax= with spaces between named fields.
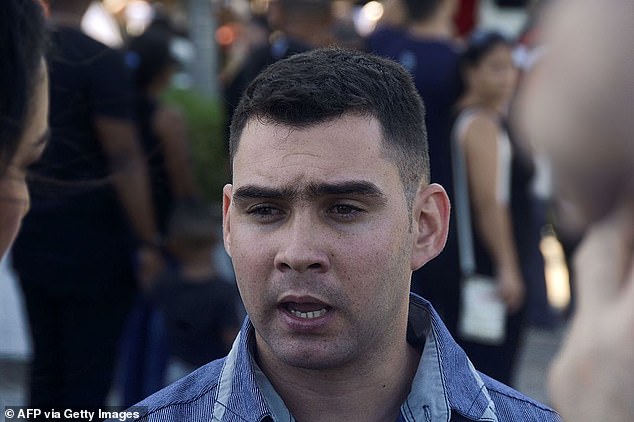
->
xmin=468 ymin=44 xmax=518 ymax=104
xmin=0 ymin=62 xmax=48 ymax=259
xmin=223 ymin=114 xmax=441 ymax=372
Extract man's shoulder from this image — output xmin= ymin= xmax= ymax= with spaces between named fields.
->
xmin=407 ymin=293 xmax=561 ymax=421
xmin=479 ymin=373 xmax=562 ymax=421
xmin=134 ymin=358 xmax=225 ymax=421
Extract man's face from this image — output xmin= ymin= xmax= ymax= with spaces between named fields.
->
xmin=223 ymin=114 xmax=419 ymax=371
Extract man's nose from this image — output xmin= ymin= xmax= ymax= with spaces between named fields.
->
xmin=273 ymin=213 xmax=330 ymax=273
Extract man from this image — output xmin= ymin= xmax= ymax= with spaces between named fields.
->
xmin=516 ymin=0 xmax=634 ymax=420
xmin=136 ymin=48 xmax=559 ymax=421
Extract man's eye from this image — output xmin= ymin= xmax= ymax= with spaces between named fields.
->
xmin=247 ymin=205 xmax=284 ymax=221
xmin=328 ymin=204 xmax=363 ymax=220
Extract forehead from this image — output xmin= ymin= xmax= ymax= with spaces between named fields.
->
xmin=232 ymin=114 xmax=399 ymax=188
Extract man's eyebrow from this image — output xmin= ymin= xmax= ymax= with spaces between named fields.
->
xmin=233 ymin=185 xmax=291 ymax=202
xmin=232 ymin=181 xmax=387 ymax=203
xmin=307 ymin=181 xmax=385 ymax=200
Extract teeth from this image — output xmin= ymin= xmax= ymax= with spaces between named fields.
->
xmin=289 ymin=308 xmax=327 ymax=319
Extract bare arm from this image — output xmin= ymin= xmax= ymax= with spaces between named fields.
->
xmin=462 ymin=115 xmax=524 ymax=312
xmin=94 ymin=116 xmax=160 ymax=245
xmin=152 ymin=105 xmax=198 ymax=198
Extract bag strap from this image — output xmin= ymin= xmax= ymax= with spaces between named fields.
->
xmin=451 ymin=109 xmax=479 ymax=277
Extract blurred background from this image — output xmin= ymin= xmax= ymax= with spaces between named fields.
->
xmin=1 ymin=0 xmax=573 ymax=412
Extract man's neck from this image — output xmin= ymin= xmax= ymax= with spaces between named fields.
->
xmin=257 ymin=339 xmax=421 ymax=422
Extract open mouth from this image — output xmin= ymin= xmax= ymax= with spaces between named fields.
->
xmin=283 ymin=302 xmax=330 ymax=320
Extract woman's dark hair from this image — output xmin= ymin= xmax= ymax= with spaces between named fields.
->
xmin=460 ymin=30 xmax=513 ymax=70
xmin=126 ymin=28 xmax=178 ymax=92
xmin=0 ymin=0 xmax=47 ymax=176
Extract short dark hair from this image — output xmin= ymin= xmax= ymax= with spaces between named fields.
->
xmin=0 ymin=0 xmax=47 ymax=176
xmin=229 ymin=48 xmax=429 ymax=208
xmin=403 ymin=0 xmax=443 ymax=22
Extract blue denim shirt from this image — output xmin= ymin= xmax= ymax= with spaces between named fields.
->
xmin=134 ymin=294 xmax=561 ymax=421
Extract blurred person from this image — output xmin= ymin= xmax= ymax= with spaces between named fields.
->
xmin=452 ymin=31 xmax=531 ymax=385
xmin=132 ymin=48 xmax=560 ymax=421
xmin=0 ymin=0 xmax=48 ymax=259
xmin=119 ymin=25 xmax=200 ymax=406
xmin=145 ymin=200 xmax=240 ymax=384
xmin=223 ymin=0 xmax=335 ymax=145
xmin=517 ymin=0 xmax=634 ymax=420
xmin=363 ymin=0 xmax=406 ymax=55
xmin=219 ymin=14 xmax=271 ymax=88
xmin=126 ymin=27 xmax=198 ymax=242
xmin=223 ymin=0 xmax=335 ymax=95
xmin=330 ymin=2 xmax=365 ymax=51
xmin=368 ymin=0 xmax=463 ymax=334
xmin=367 ymin=0 xmax=461 ymax=176
xmin=11 ymin=0 xmax=163 ymax=409
xmin=258 ymin=0 xmax=335 ymax=58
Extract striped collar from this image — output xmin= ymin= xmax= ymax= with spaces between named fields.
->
xmin=211 ymin=294 xmax=498 ymax=422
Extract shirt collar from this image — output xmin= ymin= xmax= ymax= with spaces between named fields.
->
xmin=214 ymin=294 xmax=498 ymax=422
xmin=250 ymin=341 xmax=296 ymax=422
xmin=401 ymin=308 xmax=451 ymax=421
xmin=402 ymin=295 xmax=498 ymax=422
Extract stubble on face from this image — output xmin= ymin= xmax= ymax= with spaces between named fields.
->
xmin=224 ymin=115 xmax=416 ymax=374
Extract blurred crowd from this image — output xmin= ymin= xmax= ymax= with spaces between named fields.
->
xmin=6 ymin=0 xmax=597 ymax=412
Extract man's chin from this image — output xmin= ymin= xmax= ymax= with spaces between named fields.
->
xmin=258 ymin=338 xmax=354 ymax=372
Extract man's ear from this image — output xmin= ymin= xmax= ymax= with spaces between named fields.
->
xmin=410 ymin=183 xmax=451 ymax=271
xmin=222 ymin=184 xmax=233 ymax=258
